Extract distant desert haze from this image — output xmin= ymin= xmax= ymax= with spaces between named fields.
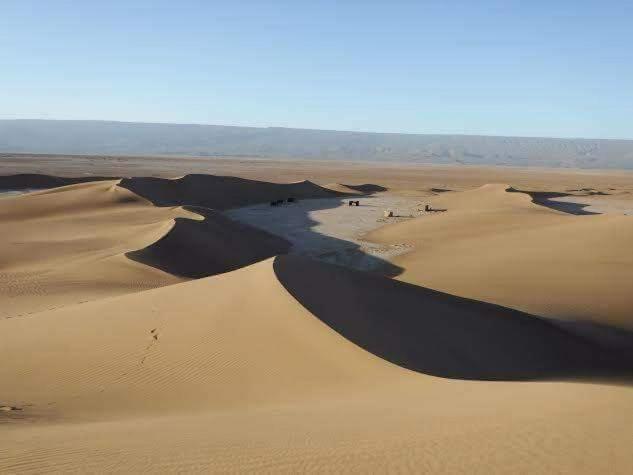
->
xmin=2 ymin=119 xmax=633 ymax=168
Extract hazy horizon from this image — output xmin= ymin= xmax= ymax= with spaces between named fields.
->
xmin=3 ymin=118 xmax=633 ymax=142
xmin=3 ymin=119 xmax=633 ymax=169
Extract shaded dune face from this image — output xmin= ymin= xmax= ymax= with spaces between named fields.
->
xmin=120 ymin=174 xmax=350 ymax=210
xmin=273 ymin=255 xmax=633 ymax=381
xmin=127 ymin=207 xmax=291 ymax=278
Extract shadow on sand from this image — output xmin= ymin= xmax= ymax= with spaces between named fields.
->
xmin=508 ymin=188 xmax=602 ymax=215
xmin=274 ymin=255 xmax=633 ymax=382
xmin=126 ymin=206 xmax=293 ymax=279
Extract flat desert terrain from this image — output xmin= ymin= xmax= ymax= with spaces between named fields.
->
xmin=1 ymin=154 xmax=633 ymax=473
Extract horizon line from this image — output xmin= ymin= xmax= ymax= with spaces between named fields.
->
xmin=1 ymin=117 xmax=632 ymax=142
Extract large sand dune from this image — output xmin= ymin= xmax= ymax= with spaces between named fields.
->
xmin=1 ymin=256 xmax=632 ymax=472
xmin=367 ymin=183 xmax=633 ymax=329
xmin=1 ymin=173 xmax=632 ymax=473
xmin=0 ymin=181 xmax=192 ymax=318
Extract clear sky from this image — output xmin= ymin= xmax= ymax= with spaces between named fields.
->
xmin=2 ymin=0 xmax=632 ymax=139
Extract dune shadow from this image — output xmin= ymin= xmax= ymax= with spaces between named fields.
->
xmin=508 ymin=188 xmax=601 ymax=215
xmin=126 ymin=206 xmax=293 ymax=278
xmin=273 ymin=255 xmax=633 ymax=382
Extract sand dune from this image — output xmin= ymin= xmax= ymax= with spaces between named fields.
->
xmin=0 ymin=175 xmax=339 ymax=317
xmin=367 ymin=184 xmax=633 ymax=329
xmin=274 ymin=256 xmax=630 ymax=380
xmin=0 ymin=181 xmax=194 ymax=318
xmin=2 ymin=256 xmax=632 ymax=472
xmin=2 ymin=174 xmax=633 ymax=473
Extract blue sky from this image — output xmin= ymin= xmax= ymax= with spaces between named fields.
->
xmin=2 ymin=0 xmax=632 ymax=139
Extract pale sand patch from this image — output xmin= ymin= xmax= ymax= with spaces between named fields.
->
xmin=225 ymin=193 xmax=425 ymax=272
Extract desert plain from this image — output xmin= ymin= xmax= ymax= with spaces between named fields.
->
xmin=1 ymin=153 xmax=633 ymax=473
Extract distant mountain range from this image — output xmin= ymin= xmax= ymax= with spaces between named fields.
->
xmin=1 ymin=119 xmax=633 ymax=169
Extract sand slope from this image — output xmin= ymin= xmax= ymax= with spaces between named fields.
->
xmin=2 ymin=256 xmax=632 ymax=473
xmin=0 ymin=181 xmax=194 ymax=318
xmin=368 ymin=184 xmax=633 ymax=329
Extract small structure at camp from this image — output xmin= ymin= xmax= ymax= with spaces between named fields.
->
xmin=384 ymin=210 xmax=393 ymax=217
